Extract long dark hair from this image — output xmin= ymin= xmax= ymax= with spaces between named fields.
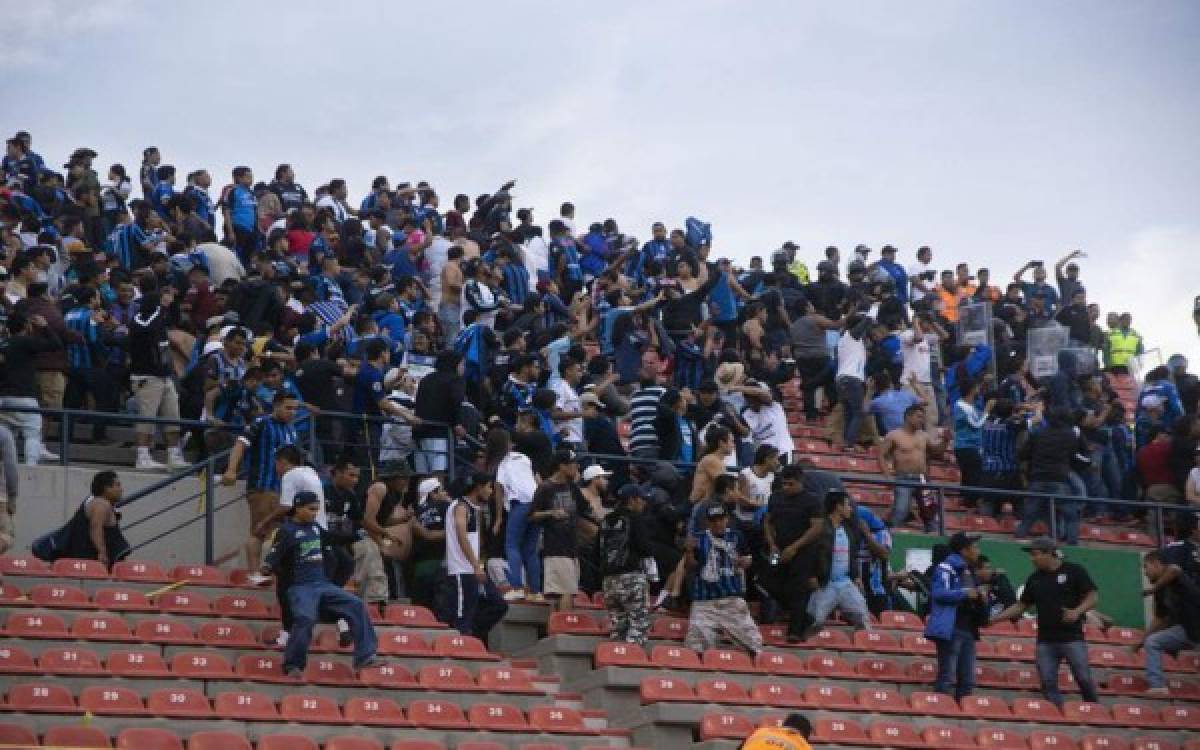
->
xmin=483 ymin=427 xmax=512 ymax=474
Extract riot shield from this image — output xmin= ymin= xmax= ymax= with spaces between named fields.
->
xmin=1128 ymin=349 xmax=1163 ymax=385
xmin=957 ymin=302 xmax=993 ymax=348
xmin=1027 ymin=324 xmax=1070 ymax=380
xmin=1061 ymin=347 xmax=1100 ymax=376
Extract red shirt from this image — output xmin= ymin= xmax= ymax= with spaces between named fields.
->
xmin=1136 ymin=440 xmax=1174 ymax=486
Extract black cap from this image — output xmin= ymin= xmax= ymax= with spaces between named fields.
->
xmin=1021 ymin=536 xmax=1058 ymax=553
xmin=948 ymin=532 xmax=981 ymax=553
xmin=291 ymin=491 xmax=320 ymax=511
xmin=617 ymin=484 xmax=646 ymax=501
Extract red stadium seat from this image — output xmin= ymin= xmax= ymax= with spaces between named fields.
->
xmin=594 ymin=642 xmax=648 ymax=667
xmin=468 ymin=702 xmax=529 ymax=731
xmin=977 ymin=728 xmax=1028 ymax=749
xmin=806 ymin=653 xmax=855 ymax=678
xmin=1089 ymin=646 xmax=1134 ymax=668
xmin=4 ymin=611 xmax=68 ymax=638
xmin=383 ymin=603 xmax=443 ymax=627
xmin=169 ymin=564 xmax=226 ymax=585
xmin=1112 ymin=703 xmax=1160 ymax=728
xmin=418 ymin=663 xmax=477 ymax=690
xmin=359 ymin=662 xmax=418 ymax=689
xmin=0 ymin=645 xmax=36 ymax=674
xmin=814 ymin=718 xmax=870 ymax=745
xmin=1134 ymin=740 xmax=1181 ymax=750
xmin=962 ymin=695 xmax=1013 ymax=720
xmin=378 ymin=631 xmax=431 ymax=656
xmin=433 ymin=633 xmax=494 ymax=659
xmin=547 ymin=611 xmax=605 ymax=635
xmin=804 ymin=684 xmax=857 ymax=710
xmin=6 ymin=682 xmax=78 ymax=713
xmin=756 ymin=650 xmax=808 ymax=676
xmin=387 ymin=742 xmax=446 ymax=750
xmin=870 ymin=720 xmax=924 ymax=748
xmin=1003 ymin=666 xmax=1041 ymax=689
xmin=258 ymin=737 xmax=319 ymax=750
xmin=702 ymin=648 xmax=757 ymax=672
xmin=901 ymin=633 xmax=937 ymax=654
xmin=171 ymin=651 xmax=233 ymax=679
xmin=527 ymin=706 xmax=588 ymax=734
xmin=478 ymin=666 xmax=536 ymax=693
xmin=981 ymin=619 xmax=1018 ymax=636
xmin=344 ymin=696 xmax=410 ymax=726
xmin=42 ymin=726 xmax=111 ymax=748
xmin=1064 ymin=701 xmax=1116 ymax=725
xmin=0 ymin=556 xmax=50 ymax=576
xmin=998 ymin=639 xmax=1036 ymax=661
xmin=1105 ymin=673 xmax=1149 ymax=695
xmin=1030 ymin=730 xmax=1080 ymax=750
xmin=235 ymin=653 xmax=295 ymax=683
xmin=640 ymin=675 xmax=695 ymax=703
xmin=0 ymin=725 xmax=37 ymax=748
xmin=280 ymin=694 xmax=346 ymax=724
xmin=1161 ymin=704 xmax=1200 ymax=729
xmin=1017 ymin=618 xmax=1039 ymax=637
xmin=905 ymin=660 xmax=938 ymax=683
xmin=857 ymin=687 xmax=908 ymax=714
xmin=1105 ymin=627 xmax=1143 ymax=646
xmin=325 ymin=738 xmax=384 ymax=750
xmin=456 ymin=743 xmax=507 ymax=750
xmin=39 ymin=646 xmax=104 ymax=675
xmin=71 ymin=613 xmax=134 ymax=641
xmin=810 ymin=628 xmax=853 ymax=649
xmin=651 ymin=645 xmax=703 ymax=669
xmin=749 ymin=681 xmax=805 ymax=708
xmin=79 ymin=685 xmax=147 ymax=716
xmin=854 ymin=629 xmax=902 ymax=652
xmin=94 ymin=587 xmax=155 ymax=612
xmin=649 ymin=617 xmax=688 ymax=640
xmin=408 ymin=699 xmax=468 ymax=728
xmin=145 ymin=688 xmax=213 ymax=718
xmin=0 ymin=582 xmax=23 ymax=605
xmin=1081 ymin=737 xmax=1130 ymax=750
xmin=188 ymin=732 xmax=252 ymax=750
xmin=134 ymin=617 xmax=195 ymax=644
xmin=157 ymin=591 xmax=211 ymax=614
xmin=213 ymin=690 xmax=280 ymax=721
xmin=856 ymin=656 xmax=904 ymax=681
xmin=695 ymin=677 xmax=750 ymax=704
xmin=213 ymin=594 xmax=269 ymax=618
xmin=922 ymin=725 xmax=976 ymax=750
xmin=115 ymin=728 xmax=183 ymax=750
xmin=53 ymin=557 xmax=110 ymax=579
xmin=880 ymin=610 xmax=923 ymax=631
xmin=29 ymin=583 xmax=92 ymax=608
xmin=112 ymin=559 xmax=168 ymax=582
xmin=698 ymin=712 xmax=754 ymax=741
xmin=304 ymin=657 xmax=358 ymax=686
xmin=910 ymin=690 xmax=963 ymax=717
xmin=1014 ymin=697 xmax=1064 ymax=722
xmin=197 ymin=620 xmax=257 ymax=647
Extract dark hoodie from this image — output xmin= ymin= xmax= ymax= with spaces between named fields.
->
xmin=1046 ymin=350 xmax=1082 ymax=412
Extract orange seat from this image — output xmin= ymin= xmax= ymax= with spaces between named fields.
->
xmin=856 ymin=656 xmax=904 ymax=681
xmin=42 ymin=726 xmax=111 ymax=748
xmin=803 ymin=684 xmax=856 ymax=710
xmin=640 ymin=675 xmax=695 ymax=703
xmin=359 ymin=662 xmax=418 ymax=689
xmin=4 ymin=611 xmax=68 ymax=638
xmin=145 ymin=688 xmax=213 ymax=718
xmin=187 ymin=731 xmax=252 ymax=750
xmin=71 ymin=613 xmax=134 ymax=641
xmin=378 ymin=631 xmax=431 ymax=656
xmin=651 ymin=645 xmax=703 ymax=669
xmin=213 ymin=690 xmax=280 ymax=721
xmin=383 ymin=603 xmax=443 ymax=627
xmin=343 ymin=696 xmax=410 ymax=726
xmin=53 ymin=557 xmax=110 ymax=579
xmin=755 ymin=650 xmax=808 ymax=676
xmin=547 ymin=611 xmax=605 ymax=635
xmin=169 ymin=564 xmax=226 ymax=585
xmin=698 ymin=712 xmax=754 ymax=741
xmin=115 ymin=728 xmax=183 ymax=750
xmin=39 ymin=646 xmax=104 ymax=675
xmin=910 ymin=690 xmax=962 ymax=717
xmin=1030 ymin=731 xmax=1080 ymax=750
xmin=79 ymin=685 xmax=147 ymax=716
xmin=749 ymin=680 xmax=805 ymax=708
xmin=854 ymin=629 xmax=902 ymax=652
xmin=1081 ymin=737 xmax=1130 ymax=750
xmin=977 ymin=728 xmax=1028 ymax=749
xmin=1014 ymin=697 xmax=1064 ymax=722
xmin=857 ymin=686 xmax=908 ymax=714
xmin=527 ymin=705 xmax=588 ymax=734
xmin=0 ymin=645 xmax=36 ymax=674
xmin=157 ymin=591 xmax=211 ymax=614
xmin=806 ymin=653 xmax=855 ymax=677
xmin=1064 ymin=701 xmax=1116 ymax=725
xmin=594 ymin=642 xmax=648 ymax=667
xmin=6 ymin=682 xmax=78 ymax=713
xmin=280 ymin=694 xmax=346 ymax=724
xmin=418 ymin=663 xmax=477 ymax=691
xmin=235 ymin=653 xmax=294 ymax=684
xmin=258 ymin=737 xmax=319 ymax=750
xmin=814 ymin=718 xmax=870 ymax=745
xmin=962 ymin=694 xmax=1013 ymax=719
xmin=0 ymin=582 xmax=23 ymax=605
xmin=870 ymin=720 xmax=924 ymax=748
xmin=467 ymin=702 xmax=528 ymax=731
xmin=433 ymin=633 xmax=493 ymax=659
xmin=197 ymin=620 xmax=257 ymax=647
xmin=648 ymin=617 xmax=688 ymax=640
xmin=29 ymin=583 xmax=92 ymax=608
xmin=0 ymin=555 xmax=50 ymax=576
xmin=477 ymin=666 xmax=536 ymax=693
xmin=134 ymin=617 xmax=195 ymax=644
xmin=213 ymin=594 xmax=269 ymax=618
xmin=0 ymin=725 xmax=37 ymax=747
xmin=325 ymin=738 xmax=384 ymax=750
xmin=922 ymin=725 xmax=976 ymax=750
xmin=702 ymin=648 xmax=757 ymax=672
xmin=170 ymin=651 xmax=233 ymax=679
xmin=94 ymin=587 xmax=155 ymax=612
xmin=695 ymin=677 xmax=750 ymax=704
xmin=112 ymin=559 xmax=168 ymax=582
xmin=408 ymin=698 xmax=468 ymax=728
xmin=304 ymin=657 xmax=358 ymax=686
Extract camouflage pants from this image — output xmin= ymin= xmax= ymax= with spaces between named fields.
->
xmin=603 ymin=572 xmax=650 ymax=646
xmin=685 ymin=596 xmax=763 ymax=654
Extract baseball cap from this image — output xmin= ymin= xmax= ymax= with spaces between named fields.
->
xmin=706 ymin=504 xmax=729 ymax=520
xmin=1168 ymin=354 xmax=1188 ymax=369
xmin=881 ymin=244 xmax=897 ymax=255
xmin=948 ymin=532 xmax=981 ymax=553
xmin=417 ymin=477 xmax=441 ymax=503
xmin=290 ymin=491 xmax=320 ymax=511
xmin=581 ymin=465 xmax=612 ymax=482
xmin=617 ymin=484 xmax=646 ymax=501
xmin=1021 ymin=536 xmax=1058 ymax=553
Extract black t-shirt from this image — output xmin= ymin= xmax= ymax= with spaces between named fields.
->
xmin=325 ymin=483 xmax=363 ymax=525
xmin=293 ymin=358 xmax=342 ymax=411
xmin=533 ymin=481 xmax=589 ymax=557
xmin=513 ymin=429 xmax=554 ymax=479
xmin=1019 ymin=561 xmax=1096 ymax=643
xmin=412 ymin=498 xmax=450 ymax=564
xmin=766 ymin=491 xmax=820 ymax=548
xmin=1163 ymin=540 xmax=1200 ymax=583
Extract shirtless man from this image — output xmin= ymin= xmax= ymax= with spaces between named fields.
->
xmin=879 ymin=404 xmax=945 ymax=531
xmin=690 ymin=425 xmax=735 ymax=503
xmin=439 ymin=244 xmax=465 ymax=339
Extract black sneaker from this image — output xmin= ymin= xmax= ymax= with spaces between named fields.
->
xmin=357 ymin=656 xmax=387 ymax=671
xmin=338 ymin=629 xmax=353 ymax=648
xmin=284 ymin=667 xmax=302 ymax=679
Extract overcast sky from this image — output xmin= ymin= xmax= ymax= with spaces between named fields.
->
xmin=6 ymin=0 xmax=1198 ymax=362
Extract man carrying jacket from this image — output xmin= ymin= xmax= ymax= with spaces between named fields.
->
xmin=599 ymin=485 xmax=654 ymax=646
xmin=926 ymin=532 xmax=985 ymax=700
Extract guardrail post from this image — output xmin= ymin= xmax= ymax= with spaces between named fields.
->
xmin=308 ymin=417 xmax=318 ymax=466
xmin=936 ymin=485 xmax=945 ymax=536
xmin=1049 ymin=495 xmax=1058 ymax=542
xmin=204 ymin=456 xmax=215 ymax=565
xmin=446 ymin=424 xmax=456 ymax=483
xmin=1154 ymin=503 xmax=1165 ymax=549
xmin=60 ymin=411 xmax=69 ymax=465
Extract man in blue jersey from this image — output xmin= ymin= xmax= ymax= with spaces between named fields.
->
xmin=222 ymin=165 xmax=258 ymax=261
xmin=151 ymin=165 xmax=176 ymax=218
xmin=223 ymin=391 xmax=299 ymax=569
xmin=63 ymin=287 xmax=119 ymax=443
xmin=182 ymin=170 xmax=215 ymax=234
xmin=683 ymin=504 xmax=763 ymax=657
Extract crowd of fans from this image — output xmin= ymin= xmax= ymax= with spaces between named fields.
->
xmin=2 ymin=132 xmax=1199 ymax=698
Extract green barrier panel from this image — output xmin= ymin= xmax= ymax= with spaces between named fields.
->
xmin=890 ymin=533 xmax=1147 ymax=628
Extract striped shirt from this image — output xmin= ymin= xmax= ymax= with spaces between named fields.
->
xmin=628 ymin=385 xmax=665 ymax=455
xmin=64 ymin=307 xmax=100 ymax=369
xmin=108 ymin=222 xmax=149 ymax=270
xmin=501 ymin=263 xmax=530 ymax=306
xmin=691 ymin=528 xmax=745 ymax=601
xmin=238 ymin=415 xmax=298 ymax=492
xmin=981 ymin=418 xmax=1021 ymax=474
xmin=313 ymin=275 xmax=347 ymax=309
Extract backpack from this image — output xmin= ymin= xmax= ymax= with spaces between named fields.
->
xmin=598 ymin=513 xmax=633 ymax=575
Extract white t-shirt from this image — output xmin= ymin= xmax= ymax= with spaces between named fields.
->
xmin=523 ymin=236 xmax=549 ymax=279
xmin=899 ymin=329 xmax=933 ymax=385
xmin=742 ymin=402 xmax=795 ymax=458
xmin=837 ymin=332 xmax=867 ymax=381
xmin=908 ymin=261 xmax=934 ymax=301
xmin=549 ymin=377 xmax=584 ymax=444
xmin=739 ymin=467 xmax=774 ymax=507
xmin=1188 ymin=467 xmax=1200 ymax=500
xmin=425 ymin=236 xmax=452 ymax=307
xmin=445 ymin=498 xmax=481 ymax=575
xmin=279 ymin=466 xmax=327 ymax=530
xmin=496 ymin=451 xmax=538 ymax=510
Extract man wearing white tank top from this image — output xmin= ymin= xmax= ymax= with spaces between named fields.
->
xmin=441 ymin=472 xmax=509 ymax=642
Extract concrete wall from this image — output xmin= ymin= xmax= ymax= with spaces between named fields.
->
xmin=10 ymin=464 xmax=249 ymax=569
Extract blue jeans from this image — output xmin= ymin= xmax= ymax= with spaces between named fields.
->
xmin=505 ymin=501 xmax=542 ymax=592
xmin=934 ymin=628 xmax=977 ymax=699
xmin=284 ymin=581 xmax=377 ymax=670
xmin=1144 ymin=625 xmax=1195 ymax=688
xmin=836 ymin=376 xmax=865 ymax=445
xmin=890 ymin=473 xmax=929 ymax=530
xmin=1016 ymin=480 xmax=1073 ymax=541
xmin=1035 ymin=640 xmax=1099 ymax=707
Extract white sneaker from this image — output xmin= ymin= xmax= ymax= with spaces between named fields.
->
xmin=136 ymin=451 xmax=167 ymax=471
xmin=166 ymin=448 xmax=189 ymax=469
xmin=275 ymin=630 xmax=290 ymax=648
xmin=503 ymin=589 xmax=526 ymax=602
xmin=38 ymin=449 xmax=60 ymax=463
xmin=1145 ymin=686 xmax=1171 ymax=697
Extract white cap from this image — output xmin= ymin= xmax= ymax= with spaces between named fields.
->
xmin=417 ymin=477 xmax=442 ymax=502
xmin=581 ymin=465 xmax=612 ymax=482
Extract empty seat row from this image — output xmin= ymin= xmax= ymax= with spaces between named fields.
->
xmin=699 ymin=711 xmax=1197 ymax=750
xmin=594 ymin=643 xmax=1200 ymax=699
xmin=0 ymin=557 xmax=246 ymax=585
xmin=640 ymin=675 xmax=1200 ymax=728
xmin=0 ymin=647 xmax=535 ymax=691
xmin=0 ymin=682 xmax=593 ymax=733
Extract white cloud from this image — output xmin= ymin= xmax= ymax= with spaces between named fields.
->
xmin=0 ymin=1 xmax=135 ymax=70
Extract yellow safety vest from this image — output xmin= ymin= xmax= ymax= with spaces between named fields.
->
xmin=742 ymin=727 xmax=812 ymax=750
xmin=788 ymin=261 xmax=810 ymax=285
xmin=1106 ymin=329 xmax=1141 ymax=367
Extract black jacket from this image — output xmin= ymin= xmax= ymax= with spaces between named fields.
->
xmin=414 ymin=369 xmax=466 ymax=440
xmin=128 ymin=301 xmax=171 ymax=377
xmin=654 ymin=405 xmax=697 ymax=463
xmin=600 ymin=507 xmax=653 ymax=576
xmin=810 ymin=516 xmax=864 ymax=587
